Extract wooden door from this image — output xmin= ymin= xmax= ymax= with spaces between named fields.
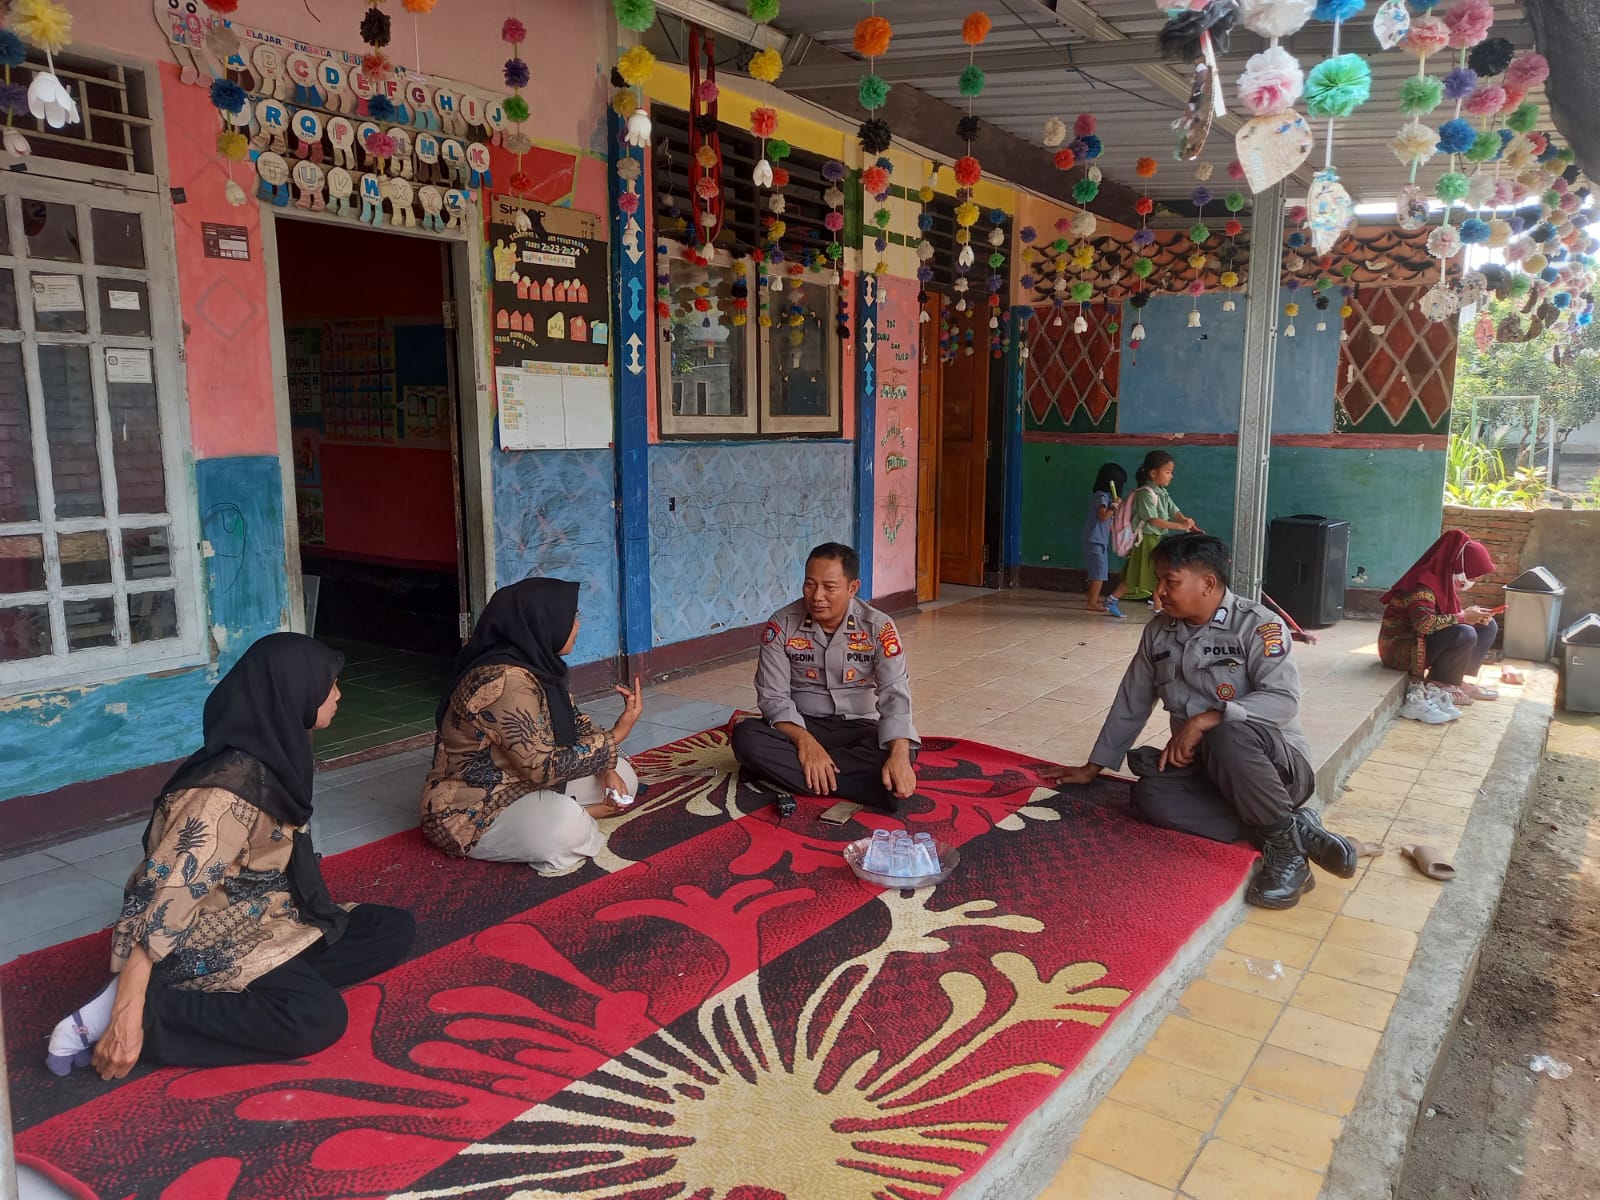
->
xmin=938 ymin=302 xmax=988 ymax=586
xmin=916 ymin=293 xmax=942 ymax=603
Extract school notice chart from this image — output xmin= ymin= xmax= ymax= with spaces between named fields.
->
xmin=497 ymin=364 xmax=612 ymax=450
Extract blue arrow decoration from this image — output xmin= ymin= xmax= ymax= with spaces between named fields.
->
xmin=626 ymin=276 xmax=644 ymax=322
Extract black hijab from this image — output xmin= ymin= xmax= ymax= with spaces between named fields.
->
xmin=437 ymin=577 xmax=580 ymax=744
xmin=152 ymin=632 xmax=349 ymax=942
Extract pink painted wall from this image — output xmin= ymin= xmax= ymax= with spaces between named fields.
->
xmin=160 ymin=64 xmax=278 ymax=459
xmin=872 ymin=277 xmax=919 ymax=598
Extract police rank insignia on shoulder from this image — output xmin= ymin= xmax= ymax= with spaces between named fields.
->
xmin=1257 ymin=622 xmax=1287 ymax=658
xmin=878 ymin=621 xmax=903 ymax=657
xmin=762 ymin=621 xmax=781 ymax=645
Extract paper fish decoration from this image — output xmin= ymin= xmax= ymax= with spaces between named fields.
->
xmin=1373 ymin=0 xmax=1412 ymax=51
xmin=1307 ymin=167 xmax=1355 ymax=255
xmin=1236 ymin=110 xmax=1314 ymax=193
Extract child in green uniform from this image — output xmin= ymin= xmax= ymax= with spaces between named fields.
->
xmin=1121 ymin=451 xmax=1200 ymax=603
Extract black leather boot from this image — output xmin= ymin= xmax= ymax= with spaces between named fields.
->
xmin=1246 ymin=820 xmax=1314 ymax=909
xmin=1294 ymin=807 xmax=1359 ymax=879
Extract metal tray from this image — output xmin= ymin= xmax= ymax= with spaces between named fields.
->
xmin=842 ymin=836 xmax=960 ymax=888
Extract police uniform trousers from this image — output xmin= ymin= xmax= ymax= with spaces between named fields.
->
xmin=1127 ymin=720 xmax=1314 ymax=844
xmin=732 ymin=714 xmax=909 ymax=810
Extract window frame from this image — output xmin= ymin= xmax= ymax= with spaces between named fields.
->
xmin=656 ymin=242 xmax=760 ymax=438
xmin=0 ymin=173 xmax=204 ymax=690
xmin=759 ymin=261 xmax=843 ymax=436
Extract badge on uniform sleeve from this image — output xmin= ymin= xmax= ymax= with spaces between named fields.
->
xmin=1257 ymin=622 xmax=1287 ymax=658
xmin=878 ymin=620 xmax=903 ymax=658
xmin=762 ymin=621 xmax=781 ymax=645
xmin=1216 ymin=683 xmax=1236 ymax=700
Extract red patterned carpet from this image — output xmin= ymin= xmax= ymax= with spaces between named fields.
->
xmin=4 ymin=729 xmax=1256 ymax=1199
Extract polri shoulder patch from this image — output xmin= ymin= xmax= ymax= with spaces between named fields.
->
xmin=762 ymin=621 xmax=781 ymax=645
xmin=878 ymin=620 xmax=903 ymax=658
xmin=1257 ymin=622 xmax=1287 ymax=658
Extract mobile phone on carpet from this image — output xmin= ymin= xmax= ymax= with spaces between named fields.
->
xmin=818 ymin=800 xmax=863 ymax=825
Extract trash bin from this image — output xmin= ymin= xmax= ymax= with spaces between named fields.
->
xmin=1560 ymin=613 xmax=1600 ymax=713
xmin=1264 ymin=515 xmax=1349 ymax=628
xmin=1502 ymin=566 xmax=1565 ymax=661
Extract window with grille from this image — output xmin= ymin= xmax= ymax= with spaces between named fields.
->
xmin=5 ymin=47 xmax=156 ymax=181
xmin=0 ymin=178 xmax=199 ymax=686
xmin=653 ymin=105 xmax=841 ymax=438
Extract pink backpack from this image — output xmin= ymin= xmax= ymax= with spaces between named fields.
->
xmin=1109 ymin=486 xmax=1153 ymax=557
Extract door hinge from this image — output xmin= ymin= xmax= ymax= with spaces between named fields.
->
xmin=442 ymin=299 xmax=459 ymax=329
xmin=459 ymin=611 xmax=473 ymax=639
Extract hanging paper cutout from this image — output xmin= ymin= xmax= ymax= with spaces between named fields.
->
xmin=1235 ymin=110 xmax=1313 ymax=192
xmin=1306 ymin=166 xmax=1353 ymax=255
xmin=1373 ymin=0 xmax=1411 ymax=51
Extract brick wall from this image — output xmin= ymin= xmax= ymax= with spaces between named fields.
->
xmin=1442 ymin=505 xmax=1535 ymax=606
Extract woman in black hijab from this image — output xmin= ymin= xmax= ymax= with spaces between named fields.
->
xmin=46 ymin=633 xmax=415 ymax=1078
xmin=421 ymin=578 xmax=644 ymax=875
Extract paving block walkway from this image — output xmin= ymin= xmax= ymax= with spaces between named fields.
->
xmin=1038 ymin=671 xmax=1528 ymax=1200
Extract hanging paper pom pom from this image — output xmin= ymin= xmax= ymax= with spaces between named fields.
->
xmin=0 ymin=31 xmax=24 ymax=69
xmin=1135 ymin=156 xmax=1158 ymax=179
xmin=1467 ymin=37 xmax=1514 ymax=78
xmin=1238 ymin=0 xmax=1315 ymax=39
xmin=1074 ymin=113 xmax=1097 ymax=138
xmin=1079 ymin=134 xmax=1103 ymax=159
xmin=1305 ymin=54 xmax=1371 ymax=119
xmin=858 ymin=74 xmax=890 ymax=111
xmin=1399 ymin=74 xmax=1444 ymax=115
xmin=1132 ymin=256 xmax=1156 ymax=277
xmin=771 ymin=165 xmax=790 ymax=186
xmin=502 ymin=17 xmax=527 ymax=43
xmin=1135 ymin=196 xmax=1154 ymax=216
xmin=748 ymin=0 xmax=781 ymax=20
xmin=366 ymin=132 xmax=397 ymax=158
xmin=502 ymin=95 xmax=530 ymax=123
xmin=750 ymin=106 xmax=778 ymax=138
xmin=0 ymin=81 xmax=27 ymax=115
xmin=1228 ymin=159 xmax=1246 ymax=180
xmin=1435 ymin=117 xmax=1477 ymax=154
xmin=1389 ymin=119 xmax=1437 ymax=165
xmin=858 ymin=118 xmax=893 ymax=154
xmin=506 ymin=132 xmax=534 ymax=155
xmin=402 ymin=0 xmax=438 ymax=11
xmin=361 ymin=52 xmax=392 ymax=80
xmin=955 ymin=200 xmax=980 ymax=227
xmin=959 ymin=65 xmax=986 ymax=96
xmin=368 ymin=95 xmax=398 ymax=121
xmin=1220 ymin=269 xmax=1240 ymax=287
xmin=1435 ymin=170 xmax=1470 ymax=201
xmin=823 ymin=211 xmax=845 ymax=232
xmin=505 ymin=58 xmax=531 ymax=89
xmin=854 ymin=15 xmax=893 ymax=57
xmin=1311 ymin=0 xmax=1364 ymax=21
xmin=12 ymin=0 xmax=73 ymax=54
xmin=749 ymin=48 xmax=784 ymax=83
xmin=1188 ymin=252 xmax=1208 ymax=270
xmin=1072 ymin=178 xmax=1100 ymax=204
xmin=1285 ymin=302 xmax=1300 ymax=318
xmin=1465 ymin=130 xmax=1500 ymax=161
xmin=216 ymin=130 xmax=249 ymax=161
xmin=614 ymin=0 xmax=658 ymax=33
xmin=1442 ymin=67 xmax=1477 ymax=100
xmin=695 ymin=80 xmax=720 ymax=104
xmin=1187 ymin=279 xmax=1207 ymax=296
xmin=693 ymin=114 xmax=718 ymax=136
xmin=1194 ymin=161 xmax=1214 ymax=181
xmin=953 ymin=155 xmax=982 ymax=187
xmin=1458 ymin=217 xmax=1491 ymax=243
xmin=360 ymin=6 xmax=392 ymax=48
xmin=1504 ymin=52 xmax=1549 ymax=91
xmin=617 ymin=158 xmax=643 ymax=183
xmin=1443 ymin=0 xmax=1494 ymax=50
xmin=1402 ymin=16 xmax=1450 ymax=55
xmin=1505 ymin=101 xmax=1539 ymax=135
xmin=617 ymin=46 xmax=656 ymax=87
xmin=1070 ymin=211 xmax=1096 ymax=239
xmin=822 ymin=159 xmax=846 ymax=183
xmin=1192 ymin=186 xmax=1213 ymax=208
xmin=1043 ymin=117 xmax=1068 ymax=147
xmin=1225 ymin=191 xmax=1246 ymax=212
xmin=861 ymin=164 xmax=890 ymax=194
xmin=963 ymin=11 xmax=992 ymax=45
xmin=1070 ymin=281 xmax=1094 ymax=303
xmin=209 ymin=77 xmax=248 ymax=114
xmin=1427 ymin=223 xmax=1462 ymax=258
xmin=1190 ymin=223 xmax=1210 ymax=242
xmin=618 ymin=190 xmax=641 ymax=214
xmin=1237 ymin=46 xmax=1304 ymax=117
xmin=1053 ymin=147 xmax=1076 ymax=170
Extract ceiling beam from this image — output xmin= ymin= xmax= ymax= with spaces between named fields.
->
xmin=652 ymin=0 xmax=789 ymax=52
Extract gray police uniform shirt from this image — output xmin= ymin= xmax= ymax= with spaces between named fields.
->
xmin=753 ymin=596 xmax=919 ymax=747
xmin=1090 ymin=590 xmax=1312 ymax=771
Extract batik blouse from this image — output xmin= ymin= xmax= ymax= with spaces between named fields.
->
xmin=420 ymin=664 xmax=616 ymax=858
xmin=112 ymin=787 xmax=327 ymax=993
xmin=1378 ymin=585 xmax=1459 ymax=675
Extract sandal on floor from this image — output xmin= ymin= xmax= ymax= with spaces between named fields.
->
xmin=1400 ymin=844 xmax=1456 ymax=882
xmin=1462 ymin=682 xmax=1499 ymax=701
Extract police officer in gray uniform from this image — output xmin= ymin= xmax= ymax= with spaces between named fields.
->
xmin=732 ymin=542 xmax=919 ymax=812
xmin=1044 ymin=534 xmax=1358 ymax=909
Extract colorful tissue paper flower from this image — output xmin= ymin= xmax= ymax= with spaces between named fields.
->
xmin=1237 ymin=46 xmax=1304 ymax=116
xmin=1238 ymin=0 xmax=1315 ymax=39
xmin=502 ymin=17 xmax=527 ymax=42
xmin=1399 ymin=74 xmax=1444 ymax=115
xmin=0 ymin=30 xmax=27 ymax=68
xmin=209 ymin=77 xmax=248 ymax=114
xmin=1441 ymin=67 xmax=1477 ymax=100
xmin=749 ymin=48 xmax=784 ymax=83
xmin=1072 ymin=177 xmax=1099 ymax=204
xmin=614 ymin=0 xmax=657 ymax=33
xmin=1427 ymin=223 xmax=1462 ymax=258
xmin=1305 ymin=54 xmax=1371 ymax=119
xmin=750 ymin=107 xmax=778 ymax=138
xmin=1443 ymin=0 xmax=1494 ymax=50
xmin=617 ymin=46 xmax=656 ymax=87
xmin=953 ymin=156 xmax=982 ymax=187
xmin=1053 ymin=147 xmax=1076 ymax=170
xmin=1458 ymin=217 xmax=1490 ymax=243
xmin=959 ymin=65 xmax=986 ymax=96
xmin=695 ymin=80 xmax=719 ymax=104
xmin=1466 ymin=36 xmax=1514 ymax=78
xmin=1312 ymin=0 xmax=1364 ymax=21
xmin=1465 ymin=131 xmax=1500 ymax=161
xmin=1080 ymin=134 xmax=1103 ymax=159
xmin=1074 ymin=112 xmax=1097 ymax=138
xmin=1436 ymin=117 xmax=1477 ymax=154
xmin=1226 ymin=219 xmax=1244 ymax=237
xmin=504 ymin=58 xmax=530 ymax=88
xmin=1463 ymin=83 xmax=1505 ymax=116
xmin=854 ymin=14 xmax=892 ymax=57
xmin=1504 ymin=52 xmax=1549 ymax=90
xmin=862 ymin=165 xmax=890 ymax=194
xmin=1435 ymin=170 xmax=1470 ymax=201
xmin=1135 ymin=196 xmax=1154 ymax=216
xmin=12 ymin=0 xmax=74 ymax=55
xmin=1136 ymin=156 xmax=1158 ymax=178
xmin=1192 ymin=186 xmax=1213 ymax=207
xmin=1132 ymin=249 xmax=1155 ymax=269
xmin=502 ymin=95 xmax=529 ymax=123
xmin=1402 ymin=16 xmax=1450 ymax=55
xmin=366 ymin=132 xmax=397 ymax=157
xmin=618 ymin=190 xmax=640 ymax=215
xmin=0 ymin=81 xmax=27 ymax=114
xmin=963 ymin=11 xmax=992 ymax=45
xmin=1390 ymin=119 xmax=1437 ymax=165
xmin=1042 ymin=117 xmax=1068 ymax=147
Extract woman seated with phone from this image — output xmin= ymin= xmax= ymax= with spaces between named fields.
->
xmin=421 ymin=578 xmax=644 ymax=877
xmin=1378 ymin=531 xmax=1502 ymax=706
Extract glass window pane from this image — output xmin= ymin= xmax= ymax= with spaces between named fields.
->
xmin=64 ymin=594 xmax=116 ymax=650
xmin=58 ymin=529 xmax=111 ymax=586
xmin=38 ymin=344 xmax=104 ymax=518
xmin=98 ymin=279 xmax=151 ymax=337
xmin=0 ymin=604 xmax=51 ymax=661
xmin=0 ymin=533 xmax=46 ymax=593
xmin=0 ymin=200 xmax=9 ymax=253
xmin=128 ymin=589 xmax=177 ymax=643
xmin=107 ymin=371 xmax=165 ymax=514
xmin=0 ymin=344 xmax=39 ymax=522
xmin=31 ymin=272 xmax=88 ymax=333
xmin=0 ymin=268 xmax=16 ymax=329
xmin=122 ymin=527 xmax=172 ymax=580
xmin=768 ymin=279 xmax=834 ymax=419
xmin=91 ymin=209 xmax=145 ymax=269
xmin=22 ymin=200 xmax=81 ymax=262
xmin=666 ymin=258 xmax=747 ymax=418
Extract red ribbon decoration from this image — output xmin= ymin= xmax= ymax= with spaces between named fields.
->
xmin=686 ymin=26 xmax=725 ymax=247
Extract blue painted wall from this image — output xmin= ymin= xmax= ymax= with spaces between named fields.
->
xmin=490 ymin=448 xmax=621 ymax=668
xmin=0 ymin=455 xmax=290 ymax=802
xmin=648 ymin=441 xmax=856 ymax=646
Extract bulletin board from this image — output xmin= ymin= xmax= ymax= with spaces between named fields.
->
xmin=488 ymin=195 xmax=613 ymax=450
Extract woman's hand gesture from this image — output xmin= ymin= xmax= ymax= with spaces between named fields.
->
xmin=610 ymin=676 xmax=644 ymax=742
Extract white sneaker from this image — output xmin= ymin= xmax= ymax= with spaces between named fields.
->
xmin=1423 ymin=683 xmax=1466 ymax=718
xmin=1401 ymin=685 xmax=1456 ymax=724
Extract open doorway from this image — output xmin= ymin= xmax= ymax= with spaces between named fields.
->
xmin=274 ymin=219 xmax=468 ymax=760
xmin=917 ymin=292 xmax=994 ymax=596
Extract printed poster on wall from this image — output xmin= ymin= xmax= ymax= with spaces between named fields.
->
xmin=873 ymin=284 xmax=921 ymax=597
xmin=489 ymin=195 xmax=612 ymax=450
